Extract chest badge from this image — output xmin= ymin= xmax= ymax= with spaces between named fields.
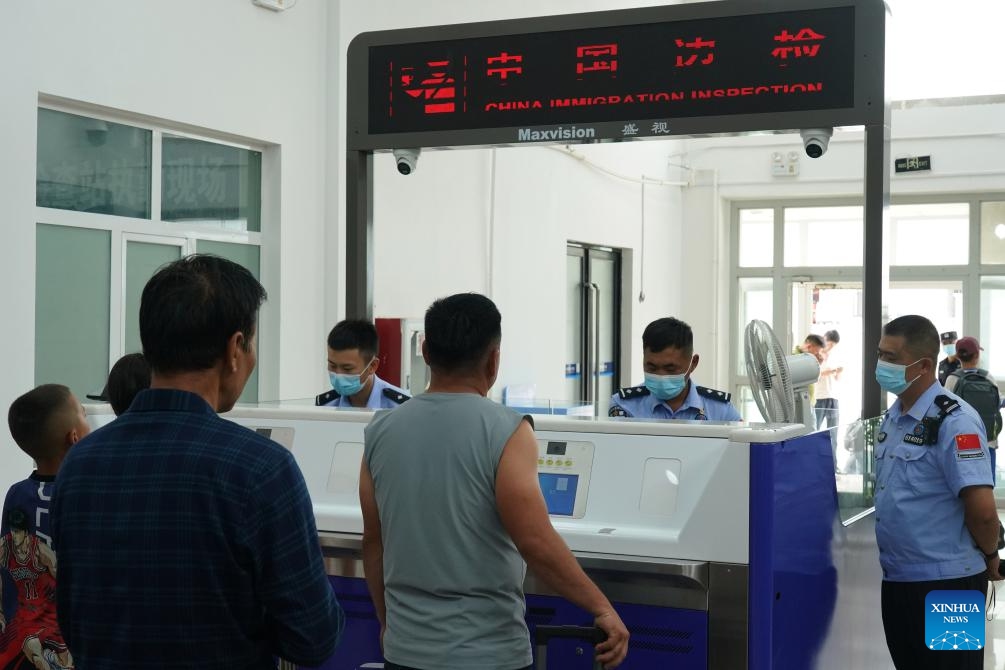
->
xmin=877 ymin=431 xmax=887 ymax=443
xmin=903 ymin=422 xmax=927 ymax=445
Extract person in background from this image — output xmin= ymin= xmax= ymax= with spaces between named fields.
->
xmin=815 ymin=331 xmax=842 ymax=434
xmin=52 ymin=255 xmax=343 ymax=669
xmin=87 ymin=353 xmax=152 ymax=416
xmin=609 ymin=317 xmax=740 ymax=421
xmin=937 ymin=330 xmax=961 ymax=385
xmin=316 ymin=320 xmax=410 ymax=409
xmin=361 ymin=293 xmax=630 ymax=670
xmin=1 ymin=384 xmax=89 ymax=670
xmin=945 ymin=336 xmax=1001 ymax=482
xmin=873 ymin=315 xmax=1000 ymax=669
xmin=801 ymin=334 xmax=826 ymax=410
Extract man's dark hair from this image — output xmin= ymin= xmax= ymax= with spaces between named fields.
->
xmin=883 ymin=315 xmax=940 ymax=362
xmin=8 ymin=384 xmax=74 ymax=461
xmin=804 ymin=334 xmax=825 ymax=348
xmin=642 ymin=318 xmax=693 ymax=355
xmin=139 ymin=255 xmax=266 ymax=373
xmin=825 ymin=330 xmax=840 ymax=344
xmin=327 ymin=320 xmax=379 ymax=360
xmin=424 ymin=293 xmax=501 ymax=372
xmin=107 ymin=353 xmax=152 ymax=416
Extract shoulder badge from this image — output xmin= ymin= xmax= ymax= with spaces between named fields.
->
xmin=617 ymin=385 xmax=650 ymax=400
xmin=609 ymin=405 xmax=631 ymax=417
xmin=933 ymin=394 xmax=961 ymax=415
xmin=382 ymin=388 xmax=410 ymax=405
xmin=696 ymin=386 xmax=732 ymax=403
xmin=315 ymin=389 xmax=340 ymax=406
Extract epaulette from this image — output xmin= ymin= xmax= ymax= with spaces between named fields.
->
xmin=933 ymin=394 xmax=961 ymax=416
xmin=617 ymin=385 xmax=650 ymax=400
xmin=697 ymin=386 xmax=732 ymax=403
xmin=917 ymin=395 xmax=961 ymax=446
xmin=315 ymin=389 xmax=340 ymax=406
xmin=382 ymin=388 xmax=410 ymax=405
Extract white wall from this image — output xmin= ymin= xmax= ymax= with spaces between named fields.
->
xmin=0 ymin=0 xmax=332 ymax=493
xmin=683 ymin=100 xmax=1005 ymax=201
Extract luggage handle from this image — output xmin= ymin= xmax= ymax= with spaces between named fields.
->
xmin=534 ymin=625 xmax=607 ymax=670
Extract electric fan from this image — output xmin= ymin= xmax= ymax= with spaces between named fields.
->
xmin=744 ymin=319 xmax=820 ymax=426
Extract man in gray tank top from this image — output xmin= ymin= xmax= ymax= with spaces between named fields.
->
xmin=361 ymin=293 xmax=629 ymax=670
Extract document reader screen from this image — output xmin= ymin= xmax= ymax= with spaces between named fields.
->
xmin=539 ymin=473 xmax=579 ymax=516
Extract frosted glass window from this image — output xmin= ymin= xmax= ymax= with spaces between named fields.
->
xmin=36 ymin=224 xmax=111 ymax=400
xmin=196 ymin=240 xmax=262 ymax=402
xmin=124 ymin=241 xmax=183 ymax=355
xmin=37 ymin=109 xmax=151 ymax=218
xmin=888 ymin=203 xmax=968 ymax=266
xmin=738 ymin=209 xmax=773 ymax=267
xmin=784 ymin=206 xmax=863 ymax=267
xmin=162 ymin=136 xmax=262 ymax=232
xmin=981 ymin=202 xmax=1005 ymax=265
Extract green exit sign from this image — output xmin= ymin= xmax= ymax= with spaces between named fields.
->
xmin=895 ymin=155 xmax=931 ymax=173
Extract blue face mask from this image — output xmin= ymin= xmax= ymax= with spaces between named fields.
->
xmin=329 ymin=359 xmax=375 ymax=397
xmin=644 ymin=360 xmax=694 ymax=401
xmin=943 ymin=344 xmax=956 ymax=357
xmin=875 ymin=359 xmax=922 ymax=395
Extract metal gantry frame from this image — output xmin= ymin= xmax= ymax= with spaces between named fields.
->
xmin=344 ymin=0 xmax=890 ymax=419
xmin=343 ymin=4 xmax=889 ymax=666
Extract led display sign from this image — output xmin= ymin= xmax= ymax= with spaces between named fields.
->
xmin=363 ymin=6 xmax=855 ymax=142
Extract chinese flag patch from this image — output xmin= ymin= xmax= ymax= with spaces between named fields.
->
xmin=956 ymin=434 xmax=982 ymax=451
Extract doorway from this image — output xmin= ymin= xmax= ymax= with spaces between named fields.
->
xmin=565 ymin=244 xmax=622 ymax=415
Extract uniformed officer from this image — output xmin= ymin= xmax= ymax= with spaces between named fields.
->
xmin=608 ymin=317 xmax=740 ymax=421
xmin=937 ymin=330 xmax=961 ymax=385
xmin=316 ymin=319 xmax=410 ymax=409
xmin=873 ymin=315 xmax=1000 ymax=669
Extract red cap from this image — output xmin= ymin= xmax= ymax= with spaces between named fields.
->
xmin=955 ymin=336 xmax=983 ymax=357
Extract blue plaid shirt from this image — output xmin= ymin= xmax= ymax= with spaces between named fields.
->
xmin=52 ymin=389 xmax=343 ymax=669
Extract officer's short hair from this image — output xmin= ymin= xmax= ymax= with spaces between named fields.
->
xmin=424 ymin=293 xmax=501 ymax=373
xmin=140 ymin=255 xmax=266 ymax=374
xmin=327 ymin=320 xmax=379 ymax=360
xmin=825 ymin=330 xmax=840 ymax=344
xmin=883 ymin=315 xmax=939 ymax=363
xmin=804 ymin=334 xmax=825 ymax=348
xmin=8 ymin=384 xmax=75 ymax=462
xmin=642 ymin=318 xmax=693 ymax=355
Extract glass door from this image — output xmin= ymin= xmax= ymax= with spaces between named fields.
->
xmin=565 ymin=244 xmax=621 ymax=415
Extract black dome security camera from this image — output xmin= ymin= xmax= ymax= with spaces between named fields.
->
xmin=800 ymin=128 xmax=833 ymax=159
xmin=393 ymin=148 xmax=421 ymax=175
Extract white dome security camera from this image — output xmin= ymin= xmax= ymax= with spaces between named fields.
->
xmin=800 ymin=128 xmax=833 ymax=159
xmin=393 ymin=148 xmax=421 ymax=175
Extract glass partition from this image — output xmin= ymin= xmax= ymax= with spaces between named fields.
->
xmin=836 ymin=415 xmax=881 ymax=525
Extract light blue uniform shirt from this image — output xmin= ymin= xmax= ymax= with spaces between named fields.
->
xmin=875 ymin=380 xmax=993 ymax=582
xmin=608 ymin=381 xmax=742 ymax=421
xmin=316 ymin=375 xmax=410 ymax=409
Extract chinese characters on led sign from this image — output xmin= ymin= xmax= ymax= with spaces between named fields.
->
xmin=369 ymin=7 xmax=855 ymax=136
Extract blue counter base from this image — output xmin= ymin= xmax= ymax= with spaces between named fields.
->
xmin=322 ymin=575 xmax=708 ymax=669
